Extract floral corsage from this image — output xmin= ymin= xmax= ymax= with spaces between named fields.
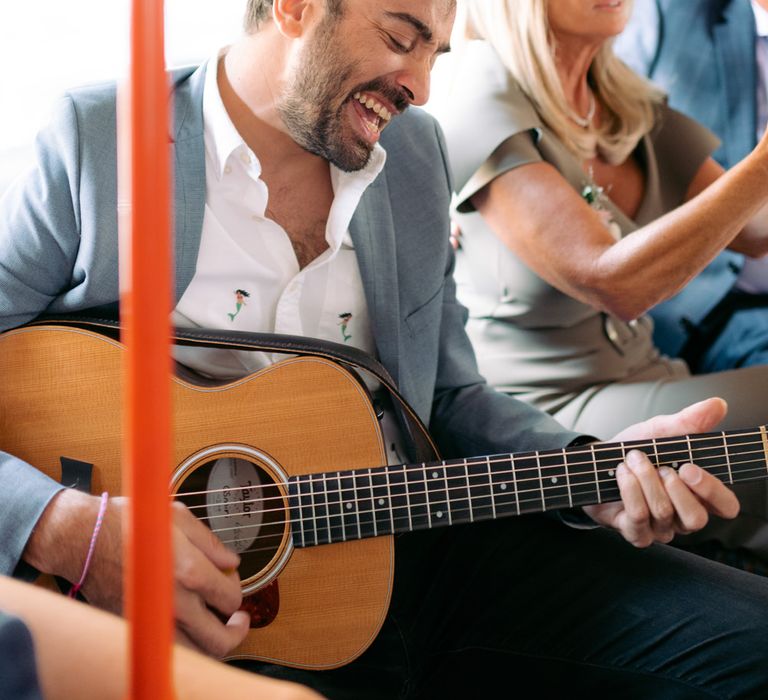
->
xmin=580 ymin=179 xmax=621 ymax=240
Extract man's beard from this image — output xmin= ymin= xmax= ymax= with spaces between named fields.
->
xmin=277 ymin=17 xmax=408 ymax=172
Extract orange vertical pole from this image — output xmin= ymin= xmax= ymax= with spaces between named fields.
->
xmin=119 ymin=0 xmax=175 ymax=698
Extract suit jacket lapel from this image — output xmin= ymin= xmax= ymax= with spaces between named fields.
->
xmin=170 ymin=65 xmax=207 ymax=303
xmin=714 ymin=0 xmax=757 ymax=165
xmin=349 ymin=170 xmax=401 ymax=387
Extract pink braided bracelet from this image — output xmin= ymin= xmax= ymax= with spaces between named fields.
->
xmin=68 ymin=491 xmax=109 ymax=599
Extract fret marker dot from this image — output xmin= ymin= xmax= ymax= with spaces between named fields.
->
xmin=345 ymin=503 xmax=353 ymax=510
xmin=500 ymin=483 xmax=508 ymax=491
xmin=609 ymin=470 xmax=615 ymax=478
xmin=436 ymin=511 xmax=443 ymax=518
xmin=432 ymin=471 xmax=439 ymax=479
xmin=551 ymin=477 xmax=558 ymax=484
xmin=378 ymin=498 xmax=385 ymax=506
xmin=672 ymin=462 xmax=679 ymax=469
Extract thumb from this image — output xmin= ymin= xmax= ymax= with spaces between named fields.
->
xmin=611 ymin=397 xmax=728 ymax=443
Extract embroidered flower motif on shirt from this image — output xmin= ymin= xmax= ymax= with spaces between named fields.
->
xmin=228 ymin=289 xmax=251 ymax=321
xmin=338 ymin=312 xmax=353 ymax=342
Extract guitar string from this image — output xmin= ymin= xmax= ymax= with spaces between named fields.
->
xmin=196 ymin=456 xmax=768 ymax=545
xmin=201 ymin=451 xmax=768 ymax=534
xmin=218 ymin=461 xmax=768 ymax=557
xmin=173 ymin=429 xmax=766 ymax=501
xmin=179 ymin=441 xmax=768 ymax=517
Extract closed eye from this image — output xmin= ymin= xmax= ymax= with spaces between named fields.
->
xmin=385 ymin=33 xmax=412 ymax=53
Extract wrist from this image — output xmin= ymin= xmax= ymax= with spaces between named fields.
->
xmin=23 ymin=488 xmax=101 ymax=580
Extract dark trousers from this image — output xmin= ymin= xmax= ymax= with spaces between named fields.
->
xmin=238 ymin=516 xmax=768 ymax=699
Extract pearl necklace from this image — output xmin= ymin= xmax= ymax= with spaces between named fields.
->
xmin=568 ymin=91 xmax=596 ymax=129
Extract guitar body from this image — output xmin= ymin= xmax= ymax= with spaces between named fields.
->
xmin=0 ymin=325 xmax=394 ymax=669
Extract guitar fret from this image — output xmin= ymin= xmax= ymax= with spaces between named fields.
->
xmin=325 ymin=471 xmax=344 ymax=544
xmin=535 ymin=453 xmax=546 ymax=512
xmin=387 ymin=464 xmax=409 ymax=534
xmin=405 ymin=463 xmax=429 ymax=531
xmin=489 ymin=455 xmax=519 ymax=517
xmin=443 ymin=466 xmax=453 ymax=526
xmin=537 ymin=450 xmax=571 ymax=512
xmin=720 ymin=429 xmax=765 ymax=486
xmin=465 ymin=457 xmax=493 ymax=522
xmin=426 ymin=464 xmax=449 ymax=527
xmin=593 ymin=444 xmax=622 ymax=504
xmin=512 ymin=452 xmax=541 ymax=515
xmin=310 ymin=474 xmax=329 ymax=546
xmin=590 ymin=444 xmax=601 ymax=504
xmin=722 ymin=432 xmax=733 ymax=484
xmin=654 ymin=436 xmax=691 ymax=471
xmin=464 ymin=460 xmax=474 ymax=523
xmin=354 ymin=471 xmax=375 ymax=539
xmin=422 ymin=463 xmax=432 ymax=529
xmin=384 ymin=465 xmax=395 ymax=534
xmin=486 ymin=456 xmax=497 ymax=519
xmin=445 ymin=461 xmax=471 ymax=526
xmin=563 ymin=443 xmax=600 ymax=509
xmin=370 ymin=468 xmax=392 ymax=536
xmin=338 ymin=471 xmax=360 ymax=541
xmin=297 ymin=476 xmax=315 ymax=548
xmin=689 ymin=433 xmax=730 ymax=483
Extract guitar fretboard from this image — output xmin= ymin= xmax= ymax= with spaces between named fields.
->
xmin=288 ymin=427 xmax=768 ymax=548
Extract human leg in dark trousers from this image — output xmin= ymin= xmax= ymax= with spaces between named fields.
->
xmin=239 ymin=516 xmax=768 ymax=699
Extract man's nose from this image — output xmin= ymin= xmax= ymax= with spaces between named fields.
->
xmin=395 ymin=58 xmax=432 ymax=107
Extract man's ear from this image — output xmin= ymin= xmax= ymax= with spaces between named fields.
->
xmin=272 ymin=0 xmax=318 ymax=38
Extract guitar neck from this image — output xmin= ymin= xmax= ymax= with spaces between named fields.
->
xmin=289 ymin=427 xmax=768 ymax=548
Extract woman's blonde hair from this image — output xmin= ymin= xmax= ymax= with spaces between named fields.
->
xmin=461 ymin=0 xmax=664 ymax=164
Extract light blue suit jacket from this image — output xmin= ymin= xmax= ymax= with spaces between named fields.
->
xmin=615 ymin=0 xmax=754 ymax=356
xmin=0 ymin=65 xmax=577 ymax=576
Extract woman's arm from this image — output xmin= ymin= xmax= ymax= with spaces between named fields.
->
xmin=0 ymin=575 xmax=322 ymax=700
xmin=684 ymin=157 xmax=768 ymax=257
xmin=472 ymin=146 xmax=768 ymax=321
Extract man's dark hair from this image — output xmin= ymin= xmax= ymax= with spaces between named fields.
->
xmin=244 ymin=0 xmax=343 ymax=33
xmin=243 ymin=0 xmax=343 ymax=34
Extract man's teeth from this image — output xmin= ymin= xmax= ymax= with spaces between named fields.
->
xmin=353 ymin=92 xmax=392 ymax=122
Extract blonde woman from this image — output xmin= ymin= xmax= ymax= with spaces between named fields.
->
xmin=436 ymin=0 xmax=768 ymax=562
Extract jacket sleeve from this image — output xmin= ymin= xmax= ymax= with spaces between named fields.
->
xmin=0 ymin=96 xmax=84 ymax=576
xmin=426 ymin=119 xmax=582 ymax=459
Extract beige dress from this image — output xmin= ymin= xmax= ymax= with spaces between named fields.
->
xmin=436 ymin=41 xmax=768 ymax=553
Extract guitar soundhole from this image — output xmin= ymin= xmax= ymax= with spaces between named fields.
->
xmin=173 ymin=456 xmax=287 ymax=588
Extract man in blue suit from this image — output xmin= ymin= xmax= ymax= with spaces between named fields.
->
xmin=616 ymin=0 xmax=768 ymax=372
xmin=1 ymin=0 xmax=768 ymax=696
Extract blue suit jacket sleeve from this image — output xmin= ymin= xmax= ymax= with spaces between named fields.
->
xmin=0 ymin=611 xmax=44 ymax=700
xmin=0 ymin=97 xmax=92 ymax=576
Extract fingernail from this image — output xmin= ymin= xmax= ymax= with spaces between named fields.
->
xmin=626 ymin=450 xmax=647 ymax=468
xmin=615 ymin=463 xmax=627 ymax=480
xmin=658 ymin=466 xmax=674 ymax=480
xmin=679 ymin=463 xmax=702 ymax=486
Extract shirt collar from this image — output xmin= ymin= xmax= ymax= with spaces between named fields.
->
xmin=752 ymin=1 xmax=768 ymax=37
xmin=203 ymin=49 xmax=255 ymax=180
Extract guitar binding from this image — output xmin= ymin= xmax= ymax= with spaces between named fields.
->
xmin=170 ymin=443 xmax=294 ymax=595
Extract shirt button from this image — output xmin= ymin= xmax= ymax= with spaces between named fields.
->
xmin=241 ymin=153 xmax=251 ymax=165
xmin=224 ymin=165 xmax=232 ymax=175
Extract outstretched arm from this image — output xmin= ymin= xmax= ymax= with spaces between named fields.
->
xmin=0 ymin=575 xmax=322 ymax=700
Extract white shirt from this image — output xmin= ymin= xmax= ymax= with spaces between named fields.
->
xmin=171 ymin=53 xmax=407 ymax=466
xmin=736 ymin=2 xmax=768 ymax=293
xmin=173 ymin=51 xmax=385 ymax=377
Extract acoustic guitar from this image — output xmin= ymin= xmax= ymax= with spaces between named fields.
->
xmin=0 ymin=324 xmax=766 ymax=670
